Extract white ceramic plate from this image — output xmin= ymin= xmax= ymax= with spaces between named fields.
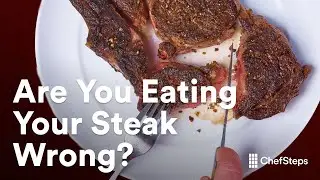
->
xmin=36 ymin=0 xmax=320 ymax=179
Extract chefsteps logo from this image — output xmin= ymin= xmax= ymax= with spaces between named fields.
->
xmin=248 ymin=153 xmax=308 ymax=169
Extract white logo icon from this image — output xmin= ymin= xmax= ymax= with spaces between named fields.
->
xmin=249 ymin=154 xmax=258 ymax=169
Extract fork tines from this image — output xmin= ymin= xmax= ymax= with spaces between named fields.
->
xmin=137 ymin=103 xmax=170 ymax=121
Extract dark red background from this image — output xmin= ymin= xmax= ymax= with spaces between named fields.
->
xmin=1 ymin=1 xmax=319 ymax=179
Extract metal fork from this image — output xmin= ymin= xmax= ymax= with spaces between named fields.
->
xmin=110 ymin=103 xmax=171 ymax=180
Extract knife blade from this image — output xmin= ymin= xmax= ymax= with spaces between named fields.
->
xmin=211 ymin=43 xmax=235 ymax=178
xmin=221 ymin=43 xmax=234 ymax=147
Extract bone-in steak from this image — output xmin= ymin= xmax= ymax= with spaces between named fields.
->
xmin=148 ymin=0 xmax=240 ymax=54
xmin=234 ymin=8 xmax=311 ymax=120
xmin=70 ymin=0 xmax=311 ymax=120
xmin=70 ymin=0 xmax=149 ymax=96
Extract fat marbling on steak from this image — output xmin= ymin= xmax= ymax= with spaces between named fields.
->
xmin=234 ymin=8 xmax=311 ymax=120
xmin=148 ymin=0 xmax=241 ymax=56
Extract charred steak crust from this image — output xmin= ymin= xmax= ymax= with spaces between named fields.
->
xmin=234 ymin=8 xmax=311 ymax=120
xmin=70 ymin=0 xmax=311 ymax=120
xmin=110 ymin=0 xmax=148 ymax=32
xmin=148 ymin=0 xmax=240 ymax=53
xmin=70 ymin=0 xmax=148 ymax=96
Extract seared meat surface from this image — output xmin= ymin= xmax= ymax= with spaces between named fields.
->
xmin=234 ymin=8 xmax=311 ymax=120
xmin=110 ymin=0 xmax=148 ymax=32
xmin=70 ymin=0 xmax=149 ymax=96
xmin=70 ymin=0 xmax=311 ymax=120
xmin=148 ymin=0 xmax=240 ymax=54
xmin=70 ymin=0 xmax=227 ymax=107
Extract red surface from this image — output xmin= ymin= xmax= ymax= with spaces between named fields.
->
xmin=1 ymin=1 xmax=319 ymax=179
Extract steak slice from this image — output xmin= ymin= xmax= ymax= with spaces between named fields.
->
xmin=234 ymin=8 xmax=311 ymax=120
xmin=110 ymin=0 xmax=148 ymax=32
xmin=70 ymin=0 xmax=149 ymax=96
xmin=148 ymin=0 xmax=240 ymax=54
xmin=145 ymin=62 xmax=227 ymax=110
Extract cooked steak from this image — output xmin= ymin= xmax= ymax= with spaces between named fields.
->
xmin=201 ymin=61 xmax=228 ymax=91
xmin=158 ymin=42 xmax=177 ymax=60
xmin=234 ymin=8 xmax=311 ymax=120
xmin=70 ymin=0 xmax=310 ymax=119
xmin=148 ymin=0 xmax=240 ymax=54
xmin=147 ymin=62 xmax=227 ymax=110
xmin=70 ymin=0 xmax=149 ymax=96
xmin=110 ymin=0 xmax=148 ymax=32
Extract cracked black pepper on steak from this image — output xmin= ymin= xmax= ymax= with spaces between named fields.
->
xmin=70 ymin=0 xmax=312 ymax=120
xmin=70 ymin=0 xmax=228 ymax=113
xmin=148 ymin=0 xmax=241 ymax=54
xmin=110 ymin=0 xmax=149 ymax=32
xmin=234 ymin=8 xmax=311 ymax=120
xmin=70 ymin=0 xmax=149 ymax=96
